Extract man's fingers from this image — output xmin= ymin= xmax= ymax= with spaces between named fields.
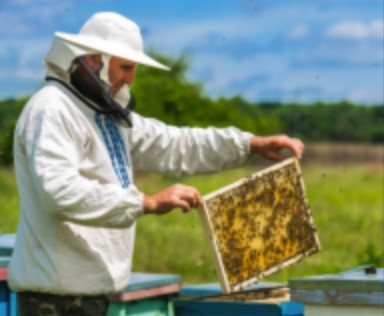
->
xmin=144 ymin=184 xmax=202 ymax=215
xmin=175 ymin=198 xmax=192 ymax=213
xmin=289 ymin=138 xmax=305 ymax=158
xmin=173 ymin=192 xmax=200 ymax=213
xmin=249 ymin=135 xmax=305 ymax=162
xmin=278 ymin=136 xmax=304 ymax=159
xmin=177 ymin=185 xmax=202 ymax=207
xmin=172 ymin=185 xmax=202 ymax=213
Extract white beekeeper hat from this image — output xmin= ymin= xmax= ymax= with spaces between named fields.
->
xmin=55 ymin=12 xmax=170 ymax=71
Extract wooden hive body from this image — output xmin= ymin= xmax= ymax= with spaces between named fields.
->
xmin=198 ymin=158 xmax=320 ymax=293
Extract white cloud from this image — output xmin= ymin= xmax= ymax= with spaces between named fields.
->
xmin=24 ymin=2 xmax=74 ymax=25
xmin=0 ymin=38 xmax=49 ymax=91
xmin=6 ymin=0 xmax=31 ymax=5
xmin=0 ymin=0 xmax=382 ymax=104
xmin=144 ymin=7 xmax=301 ymax=56
xmin=0 ymin=38 xmax=50 ymax=66
xmin=188 ymin=48 xmax=383 ymax=104
xmin=286 ymin=24 xmax=311 ymax=40
xmin=0 ymin=68 xmax=44 ymax=81
xmin=146 ymin=16 xmax=263 ymax=55
xmin=6 ymin=0 xmax=60 ymax=6
xmin=0 ymin=1 xmax=74 ymax=36
xmin=188 ymin=51 xmax=289 ymax=95
xmin=325 ymin=19 xmax=384 ymax=39
xmin=347 ymin=87 xmax=384 ymax=104
xmin=295 ymin=39 xmax=383 ymax=65
xmin=0 ymin=12 xmax=33 ymax=35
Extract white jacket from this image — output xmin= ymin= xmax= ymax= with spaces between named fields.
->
xmin=8 ymin=40 xmax=253 ymax=295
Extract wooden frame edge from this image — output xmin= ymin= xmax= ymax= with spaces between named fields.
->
xmin=197 ymin=202 xmax=231 ymax=293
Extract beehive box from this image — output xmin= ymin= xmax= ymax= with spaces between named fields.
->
xmin=174 ymin=282 xmax=304 ymax=316
xmin=289 ymin=266 xmax=384 ymax=316
xmin=198 ymin=157 xmax=320 ymax=293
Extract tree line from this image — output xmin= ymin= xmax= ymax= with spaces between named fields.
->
xmin=0 ymin=53 xmax=383 ymax=166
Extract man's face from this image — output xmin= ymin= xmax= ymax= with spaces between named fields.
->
xmin=108 ymin=57 xmax=138 ymax=96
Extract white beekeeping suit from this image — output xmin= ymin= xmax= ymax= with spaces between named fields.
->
xmin=8 ymin=12 xmax=253 ymax=295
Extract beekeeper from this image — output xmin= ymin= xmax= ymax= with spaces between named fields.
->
xmin=9 ymin=12 xmax=304 ymax=316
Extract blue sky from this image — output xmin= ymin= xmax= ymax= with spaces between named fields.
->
xmin=0 ymin=0 xmax=383 ymax=104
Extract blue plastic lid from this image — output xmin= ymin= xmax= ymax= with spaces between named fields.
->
xmin=289 ymin=266 xmax=384 ymax=292
xmin=0 ymin=256 xmax=10 ymax=268
xmin=180 ymin=281 xmax=285 ymax=297
xmin=126 ymin=272 xmax=181 ymax=291
xmin=0 ymin=234 xmax=16 ymax=257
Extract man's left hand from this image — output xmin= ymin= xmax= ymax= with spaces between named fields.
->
xmin=250 ymin=135 xmax=304 ymax=161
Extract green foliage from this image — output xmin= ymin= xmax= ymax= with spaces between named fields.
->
xmin=131 ymin=52 xmax=384 ymax=143
xmin=234 ymin=98 xmax=282 ymax=135
xmin=0 ymin=118 xmax=17 ymax=165
xmin=0 ymin=98 xmax=27 ymax=166
xmin=131 ymin=53 xmax=258 ymax=133
xmin=356 ymin=241 xmax=384 ymax=267
xmin=267 ymin=101 xmax=384 ymax=143
xmin=0 ymin=97 xmax=26 ymax=128
xmin=132 ymin=54 xmax=202 ymax=126
xmin=0 ymin=52 xmax=383 ymax=167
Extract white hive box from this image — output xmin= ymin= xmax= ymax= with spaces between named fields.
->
xmin=198 ymin=158 xmax=320 ymax=293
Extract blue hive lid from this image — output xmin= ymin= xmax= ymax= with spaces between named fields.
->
xmin=0 ymin=256 xmax=10 ymax=269
xmin=289 ymin=265 xmax=384 ymax=292
xmin=180 ymin=281 xmax=285 ymax=298
xmin=126 ymin=272 xmax=181 ymax=291
xmin=0 ymin=234 xmax=16 ymax=257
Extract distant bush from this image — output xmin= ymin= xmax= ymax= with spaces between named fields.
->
xmin=270 ymin=101 xmax=384 ymax=143
xmin=0 ymin=53 xmax=383 ymax=166
xmin=0 ymin=97 xmax=27 ymax=166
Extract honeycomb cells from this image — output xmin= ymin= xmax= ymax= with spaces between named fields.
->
xmin=204 ymin=159 xmax=319 ymax=289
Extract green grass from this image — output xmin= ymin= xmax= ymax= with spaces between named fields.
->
xmin=133 ymin=164 xmax=384 ymax=284
xmin=0 ymin=168 xmax=19 ymax=233
xmin=1 ymin=163 xmax=383 ymax=285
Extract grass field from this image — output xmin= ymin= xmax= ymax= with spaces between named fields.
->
xmin=132 ymin=162 xmax=384 ymax=284
xmin=1 ymin=146 xmax=383 ymax=285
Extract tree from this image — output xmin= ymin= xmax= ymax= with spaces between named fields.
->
xmin=131 ymin=53 xmax=280 ymax=135
xmin=0 ymin=98 xmax=27 ymax=166
xmin=0 ymin=118 xmax=17 ymax=166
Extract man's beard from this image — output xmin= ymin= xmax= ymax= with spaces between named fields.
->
xmin=99 ymin=55 xmax=132 ymax=108
xmin=69 ymin=56 xmax=135 ymax=127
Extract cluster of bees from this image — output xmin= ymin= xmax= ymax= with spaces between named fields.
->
xmin=204 ymin=160 xmax=319 ymax=288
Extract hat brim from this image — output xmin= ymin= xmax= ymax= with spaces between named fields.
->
xmin=55 ymin=32 xmax=170 ymax=71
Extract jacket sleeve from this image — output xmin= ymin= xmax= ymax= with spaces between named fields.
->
xmin=129 ymin=113 xmax=254 ymax=176
xmin=15 ymin=93 xmax=144 ymax=228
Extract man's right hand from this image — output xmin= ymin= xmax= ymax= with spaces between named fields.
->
xmin=143 ymin=184 xmax=202 ymax=215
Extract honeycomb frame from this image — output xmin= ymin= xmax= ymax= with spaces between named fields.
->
xmin=198 ymin=158 xmax=320 ymax=293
